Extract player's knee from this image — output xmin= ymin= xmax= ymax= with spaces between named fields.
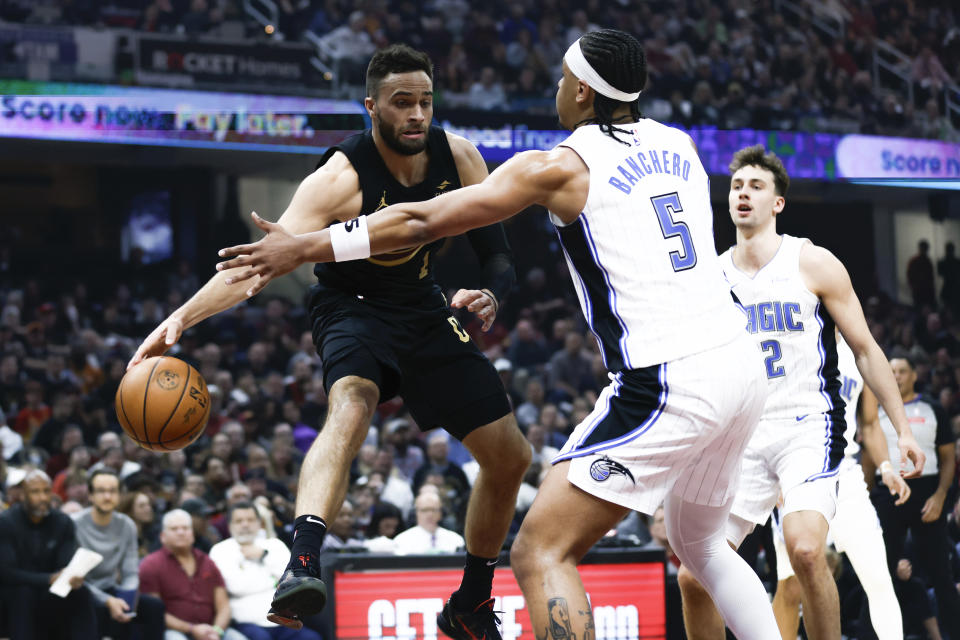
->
xmin=468 ymin=416 xmax=531 ymax=479
xmin=512 ymin=435 xmax=533 ymax=473
xmin=330 ymin=376 xmax=379 ymax=415
xmin=510 ymin=529 xmax=539 ymax=584
xmin=511 ymin=526 xmax=565 ymax=584
xmin=786 ymin=538 xmax=825 ymax=577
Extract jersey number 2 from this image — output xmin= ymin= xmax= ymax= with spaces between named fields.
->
xmin=651 ymin=192 xmax=697 ymax=272
xmin=761 ymin=339 xmax=785 ymax=378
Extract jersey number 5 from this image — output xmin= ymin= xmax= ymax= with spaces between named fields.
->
xmin=651 ymin=192 xmax=697 ymax=272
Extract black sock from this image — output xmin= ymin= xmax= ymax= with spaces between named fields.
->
xmin=287 ymin=515 xmax=327 ymax=577
xmin=453 ymin=552 xmax=498 ymax=610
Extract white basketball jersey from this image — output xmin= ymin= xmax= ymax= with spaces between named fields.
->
xmin=719 ymin=235 xmax=846 ymax=432
xmin=551 ymin=120 xmax=744 ymax=370
xmin=836 ymin=336 xmax=863 ymax=458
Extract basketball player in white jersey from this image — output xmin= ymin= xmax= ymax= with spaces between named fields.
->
xmin=217 ymin=29 xmax=783 ymax=640
xmin=771 ymin=333 xmax=908 ymax=640
xmin=677 ymin=145 xmax=925 ymax=640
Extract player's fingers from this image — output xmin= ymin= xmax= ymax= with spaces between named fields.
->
xmin=450 ymin=289 xmax=478 ymax=308
xmin=216 ymin=255 xmax=252 ymax=271
xmin=900 ymin=484 xmax=911 ymax=503
xmin=218 ymin=243 xmax=255 ymax=259
xmin=164 ymin=322 xmax=181 ymax=346
xmin=224 ymin=267 xmax=262 ymax=285
xmin=247 ymin=275 xmax=269 ymax=297
xmin=250 ymin=211 xmax=274 ymax=231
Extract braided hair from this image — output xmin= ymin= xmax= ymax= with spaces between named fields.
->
xmin=577 ymin=29 xmax=647 ymax=145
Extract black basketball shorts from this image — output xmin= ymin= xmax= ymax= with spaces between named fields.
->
xmin=311 ymin=293 xmax=511 ymax=441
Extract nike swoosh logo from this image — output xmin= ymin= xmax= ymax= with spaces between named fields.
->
xmin=795 ymin=415 xmax=808 ymax=422
xmin=306 ymin=516 xmax=324 ymax=525
xmin=485 ymin=560 xmax=498 ymax=566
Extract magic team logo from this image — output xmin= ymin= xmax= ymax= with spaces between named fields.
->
xmin=156 ymin=369 xmax=180 ymax=390
xmin=589 ymin=456 xmax=635 ymax=484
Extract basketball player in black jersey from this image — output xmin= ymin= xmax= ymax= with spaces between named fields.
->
xmin=129 ymin=45 xmax=530 ymax=639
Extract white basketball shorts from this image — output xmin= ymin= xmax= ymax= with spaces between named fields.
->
xmin=556 ymin=332 xmax=767 ymax=516
xmin=725 ymin=414 xmax=842 ymax=546
xmin=771 ymin=458 xmax=880 ymax=579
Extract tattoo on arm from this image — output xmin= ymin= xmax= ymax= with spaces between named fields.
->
xmin=547 ymin=598 xmax=575 ymax=640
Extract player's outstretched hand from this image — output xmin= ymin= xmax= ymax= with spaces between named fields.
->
xmin=127 ymin=315 xmax=184 ymax=371
xmin=217 ymin=212 xmax=301 ymax=298
xmin=897 ymin=433 xmax=925 ymax=479
xmin=880 ymin=465 xmax=911 ymax=506
xmin=451 ymin=289 xmax=497 ymax=332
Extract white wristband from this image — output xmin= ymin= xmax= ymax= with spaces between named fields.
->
xmin=329 ymin=216 xmax=371 ymax=262
xmin=879 ymin=460 xmax=894 ymax=474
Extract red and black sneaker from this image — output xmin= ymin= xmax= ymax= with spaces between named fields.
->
xmin=267 ymin=569 xmax=327 ymax=629
xmin=437 ymin=597 xmax=502 ymax=640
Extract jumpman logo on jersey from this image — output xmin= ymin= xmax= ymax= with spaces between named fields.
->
xmin=375 ymin=191 xmax=389 ymax=211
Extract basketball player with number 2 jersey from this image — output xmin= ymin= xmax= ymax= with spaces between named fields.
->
xmin=771 ymin=334 xmax=908 ymax=640
xmin=678 ymin=145 xmax=925 ymax=640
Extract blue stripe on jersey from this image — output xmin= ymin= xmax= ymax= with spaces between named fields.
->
xmin=554 ymin=363 xmax=667 ymax=462
xmin=810 ymin=302 xmax=846 ymax=478
xmin=556 ymin=217 xmax=630 ymax=372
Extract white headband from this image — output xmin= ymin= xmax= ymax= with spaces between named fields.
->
xmin=563 ymin=38 xmax=641 ymax=103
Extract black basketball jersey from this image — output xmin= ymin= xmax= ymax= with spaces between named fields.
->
xmin=311 ymin=126 xmax=461 ymax=309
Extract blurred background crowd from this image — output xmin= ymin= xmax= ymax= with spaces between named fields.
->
xmin=1 ymin=0 xmax=958 ymax=137
xmin=0 ymin=0 xmax=960 ymax=638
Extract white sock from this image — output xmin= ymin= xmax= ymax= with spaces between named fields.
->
xmin=664 ymin=493 xmax=780 ymax=640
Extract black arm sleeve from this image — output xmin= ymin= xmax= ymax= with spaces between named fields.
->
xmin=465 ymin=223 xmax=516 ymax=306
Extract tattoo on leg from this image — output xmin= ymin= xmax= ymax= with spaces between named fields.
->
xmin=547 ymin=598 xmax=575 ymax=640
xmin=579 ymin=609 xmax=595 ymax=640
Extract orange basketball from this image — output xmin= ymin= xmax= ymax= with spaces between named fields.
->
xmin=115 ymin=356 xmax=210 ymax=452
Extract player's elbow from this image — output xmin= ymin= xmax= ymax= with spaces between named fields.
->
xmin=411 ymin=215 xmax=455 ymax=246
xmin=402 ymin=217 xmax=435 ymax=246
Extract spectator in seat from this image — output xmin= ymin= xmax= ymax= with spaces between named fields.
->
xmin=393 ymin=491 xmax=464 ymax=555
xmin=210 ymin=501 xmax=321 ymax=640
xmin=383 ymin=416 xmax=424 ymax=483
xmin=139 ymin=509 xmax=245 ymax=640
xmin=0 ymin=469 xmax=98 ymax=640
xmin=320 ymin=499 xmax=364 ymax=550
xmin=317 ymin=10 xmax=375 ymax=81
xmin=118 ymin=490 xmax=161 ymax=558
xmin=75 ymin=469 xmax=165 ymax=640
xmin=467 ymin=67 xmax=507 ymax=111
xmin=412 ymin=431 xmax=470 ymax=499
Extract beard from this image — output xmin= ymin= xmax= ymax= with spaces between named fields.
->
xmin=28 ymin=503 xmax=51 ymax=520
xmin=233 ymin=532 xmax=257 ymax=545
xmin=376 ymin=114 xmax=427 ymax=156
